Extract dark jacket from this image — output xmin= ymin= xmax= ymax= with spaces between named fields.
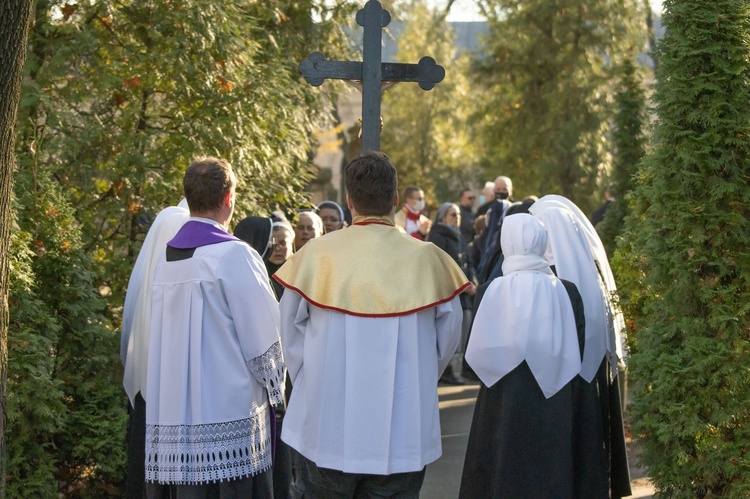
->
xmin=427 ymin=223 xmax=461 ymax=265
xmin=458 ymin=204 xmax=476 ymax=251
xmin=428 ymin=223 xmax=475 ymax=309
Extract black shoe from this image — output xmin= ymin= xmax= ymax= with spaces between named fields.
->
xmin=439 ymin=371 xmax=465 ymax=385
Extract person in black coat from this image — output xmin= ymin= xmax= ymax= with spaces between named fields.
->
xmin=427 ymin=202 xmax=462 ymax=263
xmin=427 ymin=203 xmax=476 ymax=385
xmin=457 ymin=188 xmax=476 ymax=252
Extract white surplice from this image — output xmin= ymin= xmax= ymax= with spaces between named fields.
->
xmin=145 ymin=232 xmax=284 ymax=485
xmin=280 ymin=291 xmax=463 ymax=475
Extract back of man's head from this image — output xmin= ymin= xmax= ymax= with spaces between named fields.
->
xmin=494 ymin=175 xmax=513 ymax=189
xmin=184 ymin=157 xmax=236 ymax=215
xmin=345 ymin=151 xmax=398 ymax=216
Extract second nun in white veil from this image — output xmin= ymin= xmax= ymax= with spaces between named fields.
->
xmin=460 ymin=214 xmax=612 ymax=498
xmin=530 ymin=201 xmax=632 ymax=498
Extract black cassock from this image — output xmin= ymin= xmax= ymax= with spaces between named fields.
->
xmin=459 ymin=280 xmax=631 ymax=499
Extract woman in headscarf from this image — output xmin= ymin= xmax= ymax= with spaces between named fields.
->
xmin=316 ymin=200 xmax=346 ymax=233
xmin=294 ymin=211 xmax=324 ymax=250
xmin=531 ymin=194 xmax=627 ymax=365
xmin=234 ymin=216 xmax=274 ymax=259
xmin=427 ymin=202 xmax=462 ymax=264
xmin=427 ymin=202 xmax=476 ymax=385
xmin=460 ymin=214 xmax=611 ymax=498
xmin=265 ymin=219 xmax=295 ymax=300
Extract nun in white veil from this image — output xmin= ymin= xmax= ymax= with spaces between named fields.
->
xmin=530 ymin=198 xmax=632 ymax=498
xmin=460 ymin=214 xmax=612 ymax=498
xmin=531 ymin=194 xmax=627 ymax=371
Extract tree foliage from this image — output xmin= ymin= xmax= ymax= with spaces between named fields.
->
xmin=0 ymin=0 xmax=34 ymax=495
xmin=596 ymin=56 xmax=647 ymax=257
xmin=623 ymin=0 xmax=750 ymax=495
xmin=9 ymin=0 xmax=356 ymax=494
xmin=8 ymin=175 xmax=126 ymax=496
xmin=17 ymin=0 xmax=351 ymax=306
xmin=380 ymin=0 xmax=481 ymax=207
xmin=473 ymin=0 xmax=647 ymax=210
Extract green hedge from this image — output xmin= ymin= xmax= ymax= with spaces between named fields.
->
xmin=623 ymin=0 xmax=750 ymax=496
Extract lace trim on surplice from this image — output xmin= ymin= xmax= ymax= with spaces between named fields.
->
xmin=247 ymin=340 xmax=285 ymax=406
xmin=145 ymin=404 xmax=271 ymax=485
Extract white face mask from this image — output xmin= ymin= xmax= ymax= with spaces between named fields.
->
xmin=413 ymin=199 xmax=425 ymax=212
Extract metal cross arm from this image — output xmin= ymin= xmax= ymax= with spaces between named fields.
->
xmin=299 ymin=53 xmax=446 ymax=91
xmin=298 ymin=0 xmax=446 ymax=152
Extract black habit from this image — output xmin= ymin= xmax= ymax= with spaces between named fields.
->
xmin=459 ymin=280 xmax=631 ymax=498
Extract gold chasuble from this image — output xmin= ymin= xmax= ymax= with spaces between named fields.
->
xmin=273 ymin=216 xmax=469 ymax=317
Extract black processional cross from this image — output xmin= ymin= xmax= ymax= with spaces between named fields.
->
xmin=299 ymin=0 xmax=446 ymax=153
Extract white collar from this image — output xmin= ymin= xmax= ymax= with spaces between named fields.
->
xmin=466 ymin=214 xmax=581 ymax=398
xmin=189 ymin=216 xmax=228 ymax=232
xmin=466 ymin=215 xmax=581 ymax=398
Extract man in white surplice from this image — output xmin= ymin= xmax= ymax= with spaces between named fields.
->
xmin=145 ymin=157 xmax=285 ymax=497
xmin=274 ymin=152 xmax=468 ymax=497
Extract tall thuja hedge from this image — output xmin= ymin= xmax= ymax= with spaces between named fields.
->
xmin=8 ymin=174 xmax=126 ymax=496
xmin=597 ymin=56 xmax=646 ymax=258
xmin=624 ymin=0 xmax=750 ymax=495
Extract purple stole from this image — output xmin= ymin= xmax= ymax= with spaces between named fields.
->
xmin=167 ymin=220 xmax=239 ymax=248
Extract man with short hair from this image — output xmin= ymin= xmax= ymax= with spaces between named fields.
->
xmin=274 ymin=151 xmax=468 ymax=497
xmin=145 ymin=157 xmax=284 ymax=497
xmin=493 ymin=175 xmax=514 ymax=203
xmin=590 ymin=190 xmax=615 ymax=226
xmin=477 ymin=175 xmax=515 ymax=216
xmin=395 ymin=185 xmax=431 ymax=239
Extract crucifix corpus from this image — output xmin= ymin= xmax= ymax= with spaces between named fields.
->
xmin=299 ymin=0 xmax=446 ymax=153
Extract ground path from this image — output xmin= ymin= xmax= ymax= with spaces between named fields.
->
xmin=420 ymin=382 xmax=656 ymax=498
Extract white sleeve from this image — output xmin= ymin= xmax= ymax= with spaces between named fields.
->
xmin=121 ymin=270 xmax=143 ymax=365
xmin=219 ymin=243 xmax=285 ymax=405
xmin=435 ymin=296 xmax=463 ymax=375
xmin=279 ymin=290 xmax=309 ymax=386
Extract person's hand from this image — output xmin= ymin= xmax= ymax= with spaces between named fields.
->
xmin=465 ymin=283 xmax=477 ymax=296
xmin=419 ymin=219 xmax=431 ymax=234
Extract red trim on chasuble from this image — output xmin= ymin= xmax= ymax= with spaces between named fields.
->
xmin=272 ymin=274 xmax=470 ymax=318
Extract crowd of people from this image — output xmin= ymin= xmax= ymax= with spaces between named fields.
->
xmin=120 ymin=152 xmax=631 ymax=498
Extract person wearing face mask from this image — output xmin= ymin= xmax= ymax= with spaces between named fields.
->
xmin=479 ymin=182 xmax=493 ymax=206
xmin=477 ymin=176 xmax=515 ymax=216
xmin=316 ymin=200 xmax=346 ymax=233
xmin=395 ymin=185 xmax=431 ymax=239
